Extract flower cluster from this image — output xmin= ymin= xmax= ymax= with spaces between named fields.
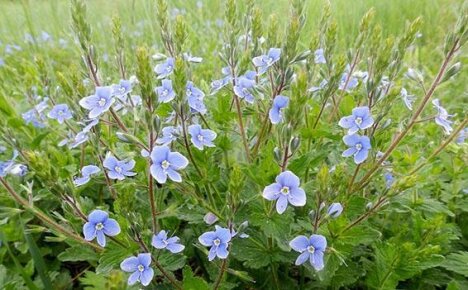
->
xmin=339 ymin=106 xmax=373 ymax=164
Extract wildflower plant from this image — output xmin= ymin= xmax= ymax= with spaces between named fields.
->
xmin=0 ymin=0 xmax=467 ymax=289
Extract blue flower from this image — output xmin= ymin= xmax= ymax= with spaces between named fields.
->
xmin=342 ymin=134 xmax=371 ymax=164
xmin=314 ymin=48 xmax=326 ymax=64
xmin=400 ymin=88 xmax=415 ymax=111
xmin=198 ymin=225 xmax=232 ymax=261
xmin=456 ymin=128 xmax=467 ymax=144
xmin=47 ymin=104 xmax=73 ymax=124
xmin=74 ymin=165 xmax=100 ymax=186
xmin=156 ymin=126 xmax=180 ymax=146
xmin=120 ymin=253 xmax=154 ymax=286
xmin=384 ymin=172 xmax=394 ymax=188
xmin=327 ymin=203 xmax=343 ymax=218
xmin=252 ymin=48 xmax=281 ymax=75
xmin=210 ymin=67 xmax=232 ymax=95
xmin=79 ymin=86 xmax=115 ymax=119
xmin=203 ymin=212 xmax=219 ymax=225
xmin=339 ymin=72 xmax=359 ymax=91
xmin=103 ymin=154 xmax=136 ymax=180
xmin=269 ymin=95 xmax=289 ymax=124
xmin=233 ymin=74 xmax=256 ymax=104
xmin=338 ymin=106 xmax=374 ymax=134
xmin=151 ymin=230 xmax=185 ymax=253
xmin=432 ymin=99 xmax=454 ymax=135
xmin=22 ymin=109 xmax=46 ymax=128
xmin=289 ymin=234 xmax=327 ymax=271
xmin=69 ymin=119 xmax=99 ymax=149
xmin=263 ymin=171 xmax=306 ymax=214
xmin=154 ymin=57 xmax=174 ymax=79
xmin=156 ymin=79 xmax=176 ymax=103
xmin=83 ymin=209 xmax=121 ymax=247
xmin=0 ymin=151 xmax=27 ymax=177
xmin=188 ymin=124 xmax=217 ymax=150
xmin=187 ymin=81 xmax=207 ymax=114
xmin=112 ymin=79 xmax=133 ymax=99
xmin=150 ymin=146 xmax=189 ymax=184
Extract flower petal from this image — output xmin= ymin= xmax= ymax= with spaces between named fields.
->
xmin=166 ymin=243 xmax=185 ymax=253
xmin=288 ymin=187 xmax=306 ymax=206
xmin=276 ymin=171 xmax=300 ymax=188
xmin=276 ymin=195 xmax=288 ymax=214
xmin=103 ymin=218 xmax=121 ymax=236
xmin=138 ymin=253 xmax=152 ymax=267
xmin=354 ymin=148 xmax=369 ymax=164
xmin=199 ymin=231 xmax=216 ymax=246
xmin=96 ymin=230 xmax=106 ymax=247
xmin=120 ymin=257 xmax=139 ymax=272
xmin=263 ymin=183 xmax=281 ymax=200
xmin=140 ymin=268 xmax=154 ymax=286
xmin=216 ymin=243 xmax=229 ymax=259
xmin=83 ymin=222 xmax=96 ymax=241
xmin=295 ymin=251 xmax=310 ymax=266
xmin=310 ymin=251 xmax=325 ymax=271
xmin=127 ymin=271 xmax=140 ymax=285
xmin=166 ymin=168 xmax=182 ymax=182
xmin=168 ymin=152 xmax=189 ymax=169
xmin=309 ymin=235 xmax=327 ymax=251
xmin=150 ymin=164 xmax=167 ymax=184
xmin=88 ymin=210 xmax=108 ymax=223
xmin=289 ymin=235 xmax=309 ymax=252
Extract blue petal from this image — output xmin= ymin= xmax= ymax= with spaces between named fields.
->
xmin=208 ymin=246 xmax=217 ymax=261
xmin=150 ymin=146 xmax=170 ymax=163
xmin=276 ymin=195 xmax=288 ymax=214
xmin=120 ymin=256 xmax=139 ymax=272
xmin=309 ymin=234 xmax=327 ymax=251
xmin=166 ymin=243 xmax=185 ymax=253
xmin=215 ymin=226 xmax=232 ymax=243
xmin=342 ymin=147 xmax=357 ymax=157
xmin=263 ymin=183 xmax=281 ymax=200
xmin=103 ymin=155 xmax=118 ymax=170
xmin=83 ymin=222 xmax=96 ymax=241
xmin=74 ymin=176 xmax=90 ymax=187
xmin=276 ymin=171 xmax=300 ymax=188
xmin=88 ymin=210 xmax=108 ymax=223
xmin=166 ymin=168 xmax=182 ymax=182
xmin=310 ymin=251 xmax=324 ymax=271
xmin=168 ymin=152 xmax=189 ymax=169
xmin=150 ymin=164 xmax=167 ymax=184
xmin=138 ymin=253 xmax=152 ymax=267
xmin=342 ymin=134 xmax=359 ymax=146
xmin=81 ymin=165 xmax=100 ymax=176
xmin=354 ymin=148 xmax=369 ymax=164
xmin=289 ymin=235 xmax=309 ymax=252
xmin=288 ymin=187 xmax=306 ymax=207
xmin=216 ymin=243 xmax=229 ymax=259
xmin=103 ymin=218 xmax=120 ymax=236
xmin=352 ymin=106 xmax=370 ymax=118
xmin=152 ymin=234 xmax=167 ymax=249
xmin=269 ymin=107 xmax=281 ymax=124
xmin=140 ymin=268 xmax=154 ymax=286
xmin=96 ymin=230 xmax=106 ymax=247
xmin=295 ymin=251 xmax=310 ymax=265
xmin=199 ymin=231 xmax=216 ymax=246
xmin=127 ymin=271 xmax=140 ymax=285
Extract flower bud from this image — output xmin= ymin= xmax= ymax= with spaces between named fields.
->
xmin=327 ymin=202 xmax=343 ymax=218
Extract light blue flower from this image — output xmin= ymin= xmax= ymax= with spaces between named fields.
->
xmin=103 ymin=154 xmax=136 ymax=180
xmin=79 ymin=87 xmax=115 ymax=119
xmin=187 ymin=81 xmax=207 ymax=114
xmin=263 ymin=171 xmax=306 ymax=214
xmin=120 ymin=253 xmax=154 ymax=286
xmin=338 ymin=106 xmax=374 ymax=134
xmin=342 ymin=134 xmax=371 ymax=164
xmin=327 ymin=203 xmax=343 ymax=218
xmin=83 ymin=209 xmax=121 ymax=247
xmin=198 ymin=225 xmax=232 ymax=261
xmin=384 ymin=172 xmax=394 ymax=188
xmin=269 ymin=95 xmax=289 ymax=124
xmin=233 ymin=74 xmax=256 ymax=104
xmin=74 ymin=165 xmax=100 ymax=186
xmin=210 ymin=67 xmax=232 ymax=95
xmin=289 ymin=234 xmax=327 ymax=271
xmin=154 ymin=57 xmax=174 ymax=79
xmin=69 ymin=119 xmax=99 ymax=149
xmin=339 ymin=72 xmax=359 ymax=91
xmin=112 ymin=79 xmax=133 ymax=99
xmin=314 ymin=48 xmax=326 ymax=64
xmin=400 ymin=88 xmax=415 ymax=111
xmin=0 ymin=151 xmax=27 ymax=177
xmin=188 ymin=124 xmax=217 ymax=150
xmin=156 ymin=79 xmax=176 ymax=103
xmin=456 ymin=128 xmax=467 ymax=144
xmin=203 ymin=212 xmax=219 ymax=225
xmin=252 ymin=48 xmax=281 ymax=75
xmin=47 ymin=104 xmax=73 ymax=124
xmin=150 ymin=146 xmax=189 ymax=184
xmin=432 ymin=99 xmax=454 ymax=135
xmin=156 ymin=126 xmax=180 ymax=146
xmin=151 ymin=230 xmax=185 ymax=253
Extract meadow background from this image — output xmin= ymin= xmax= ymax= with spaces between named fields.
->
xmin=0 ymin=0 xmax=467 ymax=289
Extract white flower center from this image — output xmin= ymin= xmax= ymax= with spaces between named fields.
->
xmin=213 ymin=238 xmax=221 ymax=246
xmin=115 ymin=166 xmax=122 ymax=173
xmin=355 ymin=117 xmax=363 ymax=125
xmin=58 ymin=110 xmax=64 ymax=116
xmin=213 ymin=81 xmax=220 ymax=87
xmin=307 ymin=245 xmax=315 ymax=253
xmin=161 ymin=160 xmax=170 ymax=170
xmin=163 ymin=239 xmax=168 ymax=246
xmin=355 ymin=143 xmax=362 ymax=151
xmin=119 ymin=87 xmax=126 ymax=93
xmin=162 ymin=89 xmax=168 ymax=96
xmin=166 ymin=66 xmax=172 ymax=73
xmin=186 ymin=89 xmax=192 ymax=96
xmin=266 ymin=57 xmax=274 ymax=64
xmin=95 ymin=222 xmax=104 ymax=230
xmin=137 ymin=264 xmax=145 ymax=272
xmin=197 ymin=134 xmax=204 ymax=142
xmin=98 ymin=98 xmax=106 ymax=107
xmin=281 ymin=186 xmax=290 ymax=195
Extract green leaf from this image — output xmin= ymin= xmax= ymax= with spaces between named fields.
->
xmin=57 ymin=245 xmax=99 ymax=262
xmin=440 ymin=252 xmax=468 ymax=277
xmin=182 ymin=266 xmax=210 ymax=290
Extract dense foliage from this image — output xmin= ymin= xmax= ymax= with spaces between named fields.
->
xmin=0 ymin=0 xmax=467 ymax=289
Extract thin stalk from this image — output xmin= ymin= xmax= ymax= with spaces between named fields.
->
xmin=213 ymin=258 xmax=228 ymax=290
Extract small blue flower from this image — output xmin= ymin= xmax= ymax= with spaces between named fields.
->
xmin=339 ymin=72 xmax=359 ymax=91
xmin=120 ymin=253 xmax=154 ymax=286
xmin=183 ymin=52 xmax=203 ymax=63
xmin=47 ymin=104 xmax=73 ymax=124
xmin=187 ymin=81 xmax=207 ymax=114
xmin=233 ymin=74 xmax=256 ymax=104
xmin=269 ymin=95 xmax=289 ymax=124
xmin=289 ymin=234 xmax=327 ymax=271
xmin=456 ymin=128 xmax=467 ymax=144
xmin=83 ymin=209 xmax=121 ymax=247
xmin=210 ymin=67 xmax=232 ymax=95
xmin=69 ymin=119 xmax=99 ymax=149
xmin=22 ymin=109 xmax=46 ymax=128
xmin=342 ymin=134 xmax=371 ymax=164
xmin=156 ymin=79 xmax=176 ymax=103
xmin=112 ymin=79 xmax=133 ymax=99
xmin=339 ymin=106 xmax=374 ymax=134
xmin=103 ymin=154 xmax=136 ymax=180
xmin=314 ymin=48 xmax=326 ymax=64
xmin=432 ymin=99 xmax=454 ymax=135
xmin=188 ymin=124 xmax=217 ymax=150
xmin=151 ymin=230 xmax=185 ymax=253
xmin=79 ymin=86 xmax=115 ymax=119
xmin=156 ymin=126 xmax=180 ymax=146
xmin=203 ymin=212 xmax=219 ymax=225
xmin=154 ymin=57 xmax=174 ymax=79
xmin=74 ymin=165 xmax=100 ymax=186
xmin=0 ymin=151 xmax=27 ymax=177
xmin=263 ymin=171 xmax=306 ymax=214
xmin=198 ymin=225 xmax=232 ymax=261
xmin=150 ymin=146 xmax=189 ymax=184
xmin=384 ymin=172 xmax=394 ymax=188
xmin=400 ymin=88 xmax=415 ymax=111
xmin=327 ymin=203 xmax=343 ymax=218
xmin=252 ymin=48 xmax=281 ymax=75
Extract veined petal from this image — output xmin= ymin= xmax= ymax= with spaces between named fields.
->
xmin=276 ymin=195 xmax=288 ymax=214
xmin=120 ymin=256 xmax=139 ymax=272
xmin=295 ymin=251 xmax=310 ymax=265
xmin=289 ymin=235 xmax=309 ymax=252
xmin=263 ymin=183 xmax=281 ymax=200
xmin=103 ymin=218 xmax=120 ymax=236
xmin=288 ymin=187 xmax=306 ymax=206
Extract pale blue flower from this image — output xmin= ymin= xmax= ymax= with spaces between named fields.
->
xmin=69 ymin=119 xmax=99 ymax=149
xmin=112 ymin=80 xmax=133 ymax=99
xmin=327 ymin=203 xmax=343 ymax=218
xmin=456 ymin=128 xmax=467 ymax=144
xmin=210 ymin=67 xmax=232 ymax=95
xmin=233 ymin=74 xmax=256 ymax=104
xmin=187 ymin=81 xmax=207 ymax=114
xmin=150 ymin=146 xmax=189 ymax=184
xmin=289 ymin=234 xmax=327 ymax=271
xmin=198 ymin=225 xmax=231 ymax=261
xmin=154 ymin=57 xmax=174 ymax=79
xmin=384 ymin=172 xmax=394 ymax=188
xmin=79 ymin=87 xmax=115 ymax=119
xmin=252 ymin=48 xmax=281 ymax=75
xmin=400 ymin=88 xmax=415 ymax=111
xmin=339 ymin=73 xmax=359 ymax=91
xmin=156 ymin=126 xmax=180 ymax=146
xmin=188 ymin=124 xmax=217 ymax=150
xmin=120 ymin=253 xmax=154 ymax=286
xmin=203 ymin=212 xmax=219 ymax=225
xmin=151 ymin=230 xmax=185 ymax=253
xmin=269 ymin=95 xmax=289 ymax=124
xmin=156 ymin=79 xmax=176 ymax=103
xmin=74 ymin=165 xmax=100 ymax=186
xmin=0 ymin=151 xmax=27 ymax=177
xmin=342 ymin=134 xmax=371 ymax=164
xmin=314 ymin=48 xmax=326 ymax=64
xmin=47 ymin=104 xmax=72 ymax=124
xmin=432 ymin=99 xmax=454 ymax=135
xmin=103 ymin=154 xmax=136 ymax=180
xmin=83 ymin=209 xmax=121 ymax=247
xmin=263 ymin=171 xmax=306 ymax=214
xmin=338 ymin=106 xmax=374 ymax=134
